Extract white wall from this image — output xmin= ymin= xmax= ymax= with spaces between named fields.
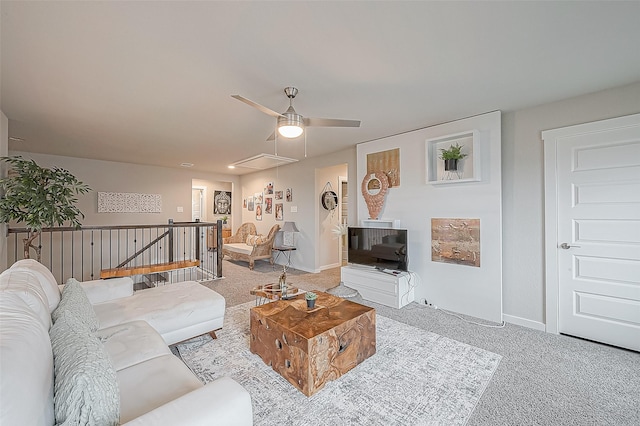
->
xmin=501 ymin=80 xmax=640 ymax=328
xmin=7 ymin=151 xmax=240 ymax=227
xmin=357 ymin=111 xmax=503 ymax=323
xmin=238 ymin=148 xmax=356 ymax=273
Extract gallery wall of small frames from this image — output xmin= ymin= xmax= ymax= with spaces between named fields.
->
xmin=244 ymin=182 xmax=293 ymax=221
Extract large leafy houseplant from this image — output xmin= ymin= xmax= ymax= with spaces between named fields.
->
xmin=0 ymin=156 xmax=91 ymax=261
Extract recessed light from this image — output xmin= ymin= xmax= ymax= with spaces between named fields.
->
xmin=228 ymin=165 xmax=236 ymax=169
xmin=180 ymin=162 xmax=194 ymax=168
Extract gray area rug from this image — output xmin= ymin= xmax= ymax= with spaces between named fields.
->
xmin=177 ymin=302 xmax=502 ymax=426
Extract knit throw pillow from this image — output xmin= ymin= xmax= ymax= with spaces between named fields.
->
xmin=52 ymin=278 xmax=100 ymax=332
xmin=50 ymin=310 xmax=120 ymax=426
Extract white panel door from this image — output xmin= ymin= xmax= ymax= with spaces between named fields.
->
xmin=553 ymin=115 xmax=640 ymax=351
xmin=192 ymin=189 xmax=203 ymax=221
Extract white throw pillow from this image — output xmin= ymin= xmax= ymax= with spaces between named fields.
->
xmin=52 ymin=278 xmax=100 ymax=332
xmin=0 ymin=268 xmax=52 ymax=330
xmin=10 ymin=259 xmax=61 ymax=311
xmin=50 ymin=310 xmax=120 ymax=426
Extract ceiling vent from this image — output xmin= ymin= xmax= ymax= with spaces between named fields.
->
xmin=230 ymin=153 xmax=298 ymax=170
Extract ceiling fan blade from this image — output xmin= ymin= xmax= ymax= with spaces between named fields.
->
xmin=304 ymin=117 xmax=361 ymax=128
xmin=231 ymin=95 xmax=283 ymax=118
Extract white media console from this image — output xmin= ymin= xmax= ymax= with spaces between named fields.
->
xmin=341 ymin=265 xmax=416 ymax=309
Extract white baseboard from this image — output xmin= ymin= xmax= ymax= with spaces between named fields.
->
xmin=319 ymin=262 xmax=341 ymax=271
xmin=502 ymin=314 xmax=546 ymax=331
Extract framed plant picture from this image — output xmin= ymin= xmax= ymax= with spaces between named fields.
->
xmin=425 ymin=130 xmax=481 ymax=184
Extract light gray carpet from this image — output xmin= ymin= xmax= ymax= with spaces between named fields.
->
xmin=192 ymin=259 xmax=640 ymax=425
xmin=177 ymin=302 xmax=501 ymax=426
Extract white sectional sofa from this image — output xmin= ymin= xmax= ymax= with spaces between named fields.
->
xmin=0 ymin=259 xmax=253 ymax=425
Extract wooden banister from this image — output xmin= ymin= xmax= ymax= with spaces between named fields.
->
xmin=100 ymin=260 xmax=201 ymax=279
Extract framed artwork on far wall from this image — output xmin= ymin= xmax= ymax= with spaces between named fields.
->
xmin=275 ymin=203 xmax=283 ymax=221
xmin=285 ymin=188 xmax=293 ymax=202
xmin=213 ymin=190 xmax=231 ymax=215
xmin=426 ymin=130 xmax=481 ymax=184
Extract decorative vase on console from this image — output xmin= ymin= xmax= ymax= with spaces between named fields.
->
xmin=279 ymin=267 xmax=287 ymax=298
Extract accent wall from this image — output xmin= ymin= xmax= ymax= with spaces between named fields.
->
xmin=356 ymin=111 xmax=503 ymax=323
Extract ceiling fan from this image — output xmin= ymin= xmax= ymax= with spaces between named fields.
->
xmin=232 ymin=87 xmax=361 ymax=140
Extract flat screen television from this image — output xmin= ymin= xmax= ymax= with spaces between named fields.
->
xmin=347 ymin=227 xmax=408 ymax=271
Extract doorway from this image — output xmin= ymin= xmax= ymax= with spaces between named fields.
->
xmin=192 ymin=188 xmax=204 ymax=221
xmin=543 ymin=113 xmax=640 ymax=351
xmin=339 ymin=176 xmax=348 ymax=265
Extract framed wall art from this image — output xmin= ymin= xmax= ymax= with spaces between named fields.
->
xmin=425 ymin=130 xmax=480 ymax=184
xmin=213 ymin=190 xmax=231 ymax=214
xmin=431 ymin=218 xmax=480 ymax=267
xmin=367 ymin=148 xmax=400 ymax=187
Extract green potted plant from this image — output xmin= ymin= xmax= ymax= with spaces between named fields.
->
xmin=0 ymin=156 xmax=91 ymax=261
xmin=439 ymin=142 xmax=468 ymax=171
xmin=305 ymin=291 xmax=318 ymax=309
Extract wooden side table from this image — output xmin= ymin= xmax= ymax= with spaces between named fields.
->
xmin=207 ymin=227 xmax=233 ymax=250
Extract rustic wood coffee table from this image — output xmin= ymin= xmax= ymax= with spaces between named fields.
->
xmin=249 ymin=291 xmax=376 ymax=396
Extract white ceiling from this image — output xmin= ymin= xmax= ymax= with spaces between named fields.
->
xmin=2 ymin=1 xmax=639 ymax=175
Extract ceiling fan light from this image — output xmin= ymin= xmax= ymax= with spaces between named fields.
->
xmin=278 ymin=125 xmax=304 ymax=138
xmin=277 ymin=114 xmax=304 ymax=138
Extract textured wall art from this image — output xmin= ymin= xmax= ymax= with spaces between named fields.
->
xmin=431 ymin=218 xmax=480 ymax=267
xmin=98 ymin=192 xmax=162 ymax=213
xmin=367 ymin=148 xmax=400 ymax=187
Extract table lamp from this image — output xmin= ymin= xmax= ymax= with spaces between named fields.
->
xmin=281 ymin=221 xmax=299 ymax=247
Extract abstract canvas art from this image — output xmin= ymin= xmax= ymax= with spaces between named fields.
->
xmin=431 ymin=218 xmax=480 ymax=267
xmin=367 ymin=148 xmax=400 ymax=187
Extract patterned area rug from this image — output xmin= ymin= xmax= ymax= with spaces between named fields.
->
xmin=176 ymin=302 xmax=502 ymax=426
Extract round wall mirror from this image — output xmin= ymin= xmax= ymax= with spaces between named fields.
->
xmin=366 ymin=177 xmax=382 ymax=195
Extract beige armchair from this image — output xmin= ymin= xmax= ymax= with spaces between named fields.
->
xmin=222 ymin=224 xmax=280 ymax=270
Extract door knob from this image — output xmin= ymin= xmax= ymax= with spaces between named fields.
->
xmin=560 ymin=242 xmax=581 ymax=249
